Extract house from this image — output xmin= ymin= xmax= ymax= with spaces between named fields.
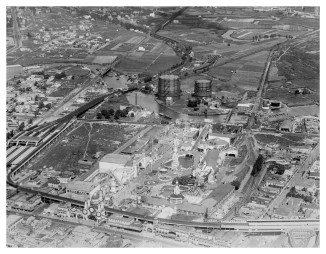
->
xmin=279 ymin=120 xmax=293 ymax=132
xmin=264 ymin=179 xmax=286 ymax=188
xmin=141 ymin=196 xmax=169 ymax=212
xmin=47 ymin=177 xmax=60 ymax=189
xmin=57 ymin=174 xmax=73 ymax=184
xmin=308 ymin=172 xmax=320 ymax=180
xmin=7 ymin=215 xmax=23 ymax=234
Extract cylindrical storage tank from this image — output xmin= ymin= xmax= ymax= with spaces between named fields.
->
xmin=157 ymin=75 xmax=181 ymax=99
xmin=194 ymin=79 xmax=212 ymax=98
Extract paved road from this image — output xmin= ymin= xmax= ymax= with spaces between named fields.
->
xmin=7 ymin=7 xmax=22 ymax=54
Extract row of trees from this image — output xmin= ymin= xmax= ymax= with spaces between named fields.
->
xmin=252 ymin=34 xmax=294 ymax=42
xmin=287 ymin=186 xmax=313 ymax=203
xmin=96 ymin=107 xmax=134 ymax=120
xmin=172 ymin=175 xmax=195 ymax=186
xmin=251 ymin=154 xmax=264 ymax=177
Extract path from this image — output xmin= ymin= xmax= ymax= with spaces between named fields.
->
xmin=113 ymin=126 xmax=153 ymax=154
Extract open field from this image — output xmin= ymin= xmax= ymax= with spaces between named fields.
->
xmin=279 ymin=17 xmax=320 ymax=29
xmin=277 ymin=47 xmax=319 ymax=81
xmin=288 ymin=105 xmax=319 ymax=117
xmin=115 ymin=52 xmax=179 ymax=74
xmin=30 ymin=123 xmax=146 ymax=173
xmin=265 ymin=87 xmax=319 ymax=107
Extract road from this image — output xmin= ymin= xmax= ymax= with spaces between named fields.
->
xmin=7 ymin=7 xmax=22 ymax=54
xmin=112 ymin=126 xmax=153 ymax=154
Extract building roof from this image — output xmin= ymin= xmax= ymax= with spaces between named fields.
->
xmin=144 ymin=196 xmax=169 ymax=207
xmin=66 ymin=181 xmax=99 ymax=193
xmin=280 ymin=120 xmax=293 ymax=129
xmin=7 ymin=214 xmax=22 ymax=228
xmin=205 ymin=149 xmax=219 ymax=168
xmin=100 ymin=153 xmax=131 ymax=166
xmin=177 ymin=202 xmax=207 ymax=214
xmin=16 ymin=136 xmax=41 ymax=142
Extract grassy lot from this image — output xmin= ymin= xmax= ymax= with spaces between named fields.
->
xmin=31 ymin=123 xmax=146 ymax=173
xmin=277 ymin=48 xmax=319 ymax=81
xmin=254 ymin=133 xmax=307 ymax=147
xmin=265 ymin=87 xmax=319 ymax=106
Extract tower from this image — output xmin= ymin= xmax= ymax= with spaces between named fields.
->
xmin=171 ymin=139 xmax=179 ymax=170
xmin=174 ymin=179 xmax=181 ymax=195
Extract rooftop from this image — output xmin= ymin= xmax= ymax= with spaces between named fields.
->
xmin=66 ymin=180 xmax=99 ymax=193
xmin=100 ymin=153 xmax=132 ymax=166
xmin=7 ymin=214 xmax=22 ymax=228
xmin=205 ymin=149 xmax=220 ymax=168
xmin=15 ymin=136 xmax=41 ymax=142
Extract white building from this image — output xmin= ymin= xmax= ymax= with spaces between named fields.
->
xmin=66 ymin=181 xmax=100 ymax=197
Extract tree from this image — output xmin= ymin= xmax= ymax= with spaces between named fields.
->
xmin=96 ymin=112 xmax=102 ymax=119
xmin=38 ymin=101 xmax=44 ymax=109
xmin=18 ymin=122 xmax=25 ymax=131
xmin=204 ymin=208 xmax=209 ymax=219
xmin=108 ymin=108 xmax=115 ymax=115
xmin=231 ymin=180 xmax=241 ymax=190
xmin=114 ymin=110 xmax=120 ymax=119
xmin=6 ymin=132 xmax=11 ymax=140
xmin=45 ymin=103 xmax=51 ymax=110
xmin=251 ymin=154 xmax=264 ymax=177
xmin=130 ymin=112 xmax=135 ymax=117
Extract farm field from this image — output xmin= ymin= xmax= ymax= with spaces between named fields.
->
xmin=288 ymin=105 xmax=319 ymax=117
xmin=279 ymin=17 xmax=320 ymax=29
xmin=115 ymin=51 xmax=179 ymax=74
xmin=30 ymin=123 xmax=146 ymax=173
xmin=254 ymin=133 xmax=308 ymax=147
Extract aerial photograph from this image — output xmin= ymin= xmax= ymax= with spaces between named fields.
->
xmin=6 ymin=5 xmax=320 ymax=248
